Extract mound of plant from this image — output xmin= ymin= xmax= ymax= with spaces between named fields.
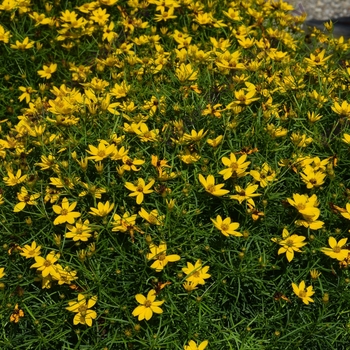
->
xmin=1 ymin=0 xmax=350 ymax=349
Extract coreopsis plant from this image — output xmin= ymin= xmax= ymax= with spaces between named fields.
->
xmin=211 ymin=215 xmax=242 ymax=237
xmin=30 ymin=251 xmax=60 ymax=278
xmin=182 ymin=260 xmax=211 ymax=286
xmin=0 ymin=267 xmax=5 ymax=279
xmin=52 ymin=197 xmax=81 ymax=225
xmin=198 ymin=174 xmax=229 ymax=197
xmin=88 ymin=201 xmax=115 ymax=217
xmin=132 ymin=289 xmax=164 ymax=321
xmin=146 ymin=242 xmax=181 ymax=272
xmin=13 ymin=187 xmax=40 ymax=212
xmin=230 ymin=183 xmax=261 ymax=206
xmin=65 ymin=219 xmax=92 ymax=241
xmin=19 ymin=241 xmax=41 ymax=259
xmin=124 ymin=178 xmax=155 ymax=204
xmin=184 ymin=340 xmax=208 ymax=350
xmin=219 ymin=153 xmax=250 ymax=180
xmin=271 ymin=228 xmax=307 ymax=262
xmin=292 ymin=281 xmax=315 ymax=305
xmin=66 ymin=294 xmax=98 ymax=326
xmin=321 ymin=237 xmax=350 ymax=261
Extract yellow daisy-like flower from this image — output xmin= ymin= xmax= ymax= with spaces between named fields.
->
xmin=271 ymin=228 xmax=307 ymax=262
xmin=13 ymin=187 xmax=40 ymax=212
xmin=292 ymin=281 xmax=315 ymax=305
xmin=211 ymin=215 xmax=241 ymax=237
xmin=88 ymin=201 xmax=115 ymax=217
xmin=182 ymin=260 xmax=211 ymax=285
xmin=321 ymin=237 xmax=350 ymax=261
xmin=19 ymin=241 xmax=41 ymax=259
xmin=146 ymin=242 xmax=181 ymax=272
xmin=124 ymin=178 xmax=155 ymax=205
xmin=66 ymin=294 xmax=98 ymax=327
xmin=184 ymin=340 xmax=209 ymax=350
xmin=331 ymin=100 xmax=350 ymax=118
xmin=229 ymin=183 xmax=261 ymax=206
xmin=304 ymin=49 xmax=332 ymax=67
xmin=198 ymin=174 xmax=229 ymax=197
xmin=30 ymin=251 xmax=60 ymax=278
xmin=52 ymin=197 xmax=81 ymax=225
xmin=132 ymin=289 xmax=165 ymax=321
xmin=219 ymin=153 xmax=250 ymax=180
xmin=86 ymin=140 xmax=116 ymax=161
xmin=0 ymin=267 xmax=5 ymax=279
xmin=37 ymin=63 xmax=57 ymax=79
xmin=66 ymin=219 xmax=92 ymax=242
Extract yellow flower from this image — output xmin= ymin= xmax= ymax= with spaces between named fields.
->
xmin=13 ymin=187 xmax=41 ymax=212
xmin=182 ymin=129 xmax=208 ymax=143
xmin=331 ymin=100 xmax=350 ymax=118
xmin=0 ymin=267 xmax=5 ymax=279
xmin=230 ymin=183 xmax=261 ymax=206
xmin=211 ymin=215 xmax=241 ymax=237
xmin=310 ymin=269 xmax=321 ymax=280
xmin=147 ymin=242 xmax=181 ymax=272
xmin=89 ymin=201 xmax=115 ymax=217
xmin=290 ymin=132 xmax=313 ymax=148
xmin=121 ymin=156 xmax=145 ymax=171
xmin=183 ymin=280 xmax=198 ymax=292
xmin=249 ymin=163 xmax=276 ymax=187
xmin=271 ymin=228 xmax=307 ymax=262
xmin=198 ymin=174 xmax=229 ymax=197
xmin=132 ymin=290 xmax=165 ymax=321
xmin=66 ymin=219 xmax=92 ymax=241
xmin=207 ymin=135 xmax=223 ymax=147
xmin=307 ymin=111 xmax=322 ymax=123
xmin=304 ymin=49 xmax=332 ymax=66
xmin=54 ymin=264 xmax=78 ymax=285
xmin=340 ymin=203 xmax=350 ymax=220
xmin=182 ymin=260 xmax=211 ymax=285
xmin=10 ymin=37 xmax=35 ymax=50
xmin=86 ymin=141 xmax=116 ymax=161
xmin=219 ymin=153 xmax=250 ymax=180
xmin=30 ymin=251 xmax=60 ymax=278
xmin=139 ymin=208 xmax=164 ymax=225
xmin=66 ymin=294 xmax=98 ymax=327
xmin=342 ymin=133 xmax=350 ymax=145
xmin=292 ymin=281 xmax=315 ymax=305
xmin=300 ymin=166 xmax=326 ymax=189
xmin=52 ymin=197 xmax=81 ymax=225
xmin=175 ymin=63 xmax=198 ymax=82
xmin=19 ymin=241 xmax=41 ymax=259
xmin=125 ymin=178 xmax=155 ymax=205
xmin=287 ymin=193 xmax=319 ymax=217
xmin=3 ymin=169 xmax=27 ymax=186
xmin=321 ymin=237 xmax=350 ymax=261
xmin=37 ymin=63 xmax=57 ymax=79
xmin=10 ymin=304 xmax=24 ymax=323
xmin=184 ymin=340 xmax=208 ymax=350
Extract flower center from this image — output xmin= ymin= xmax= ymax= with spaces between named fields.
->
xmin=221 ymin=224 xmax=229 ymax=231
xmin=158 ymin=253 xmax=166 ymax=261
xmin=285 ymin=239 xmax=294 ymax=247
xmin=333 ymin=245 xmax=341 ymax=253
xmin=61 ymin=209 xmax=68 ymax=216
xmin=206 ymin=184 xmax=215 ymax=193
xmin=299 ymin=290 xmax=306 ymax=298
xmin=193 ymin=271 xmax=200 ymax=278
xmin=144 ymin=300 xmax=152 ymax=307
xmin=44 ymin=260 xmax=52 ymax=267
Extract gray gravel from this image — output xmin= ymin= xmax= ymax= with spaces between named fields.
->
xmin=286 ymin=0 xmax=350 ymax=20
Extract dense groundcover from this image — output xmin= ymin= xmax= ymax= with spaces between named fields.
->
xmin=1 ymin=0 xmax=350 ymax=349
